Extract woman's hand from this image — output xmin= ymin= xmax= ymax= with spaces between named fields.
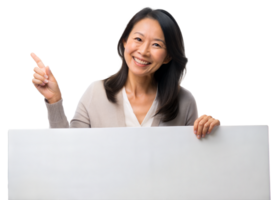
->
xmin=193 ymin=115 xmax=220 ymax=139
xmin=28 ymin=52 xmax=63 ymax=103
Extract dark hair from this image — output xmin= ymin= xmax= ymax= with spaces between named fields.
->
xmin=103 ymin=7 xmax=187 ymax=122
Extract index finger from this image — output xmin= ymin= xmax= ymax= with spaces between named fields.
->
xmin=28 ymin=52 xmax=44 ymax=64
xmin=30 ymin=53 xmax=46 ymax=69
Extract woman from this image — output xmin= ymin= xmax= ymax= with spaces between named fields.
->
xmin=31 ymin=7 xmax=220 ymax=139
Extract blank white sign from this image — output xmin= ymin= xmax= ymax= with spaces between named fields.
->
xmin=8 ymin=126 xmax=270 ymax=200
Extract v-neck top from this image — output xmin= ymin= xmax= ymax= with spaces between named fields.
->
xmin=122 ymin=87 xmax=158 ymax=127
xmin=44 ymin=80 xmax=198 ymax=128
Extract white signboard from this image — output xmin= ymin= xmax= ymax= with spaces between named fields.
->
xmin=8 ymin=126 xmax=270 ymax=200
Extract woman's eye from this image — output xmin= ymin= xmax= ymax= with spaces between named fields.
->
xmin=134 ymin=37 xmax=161 ymax=47
xmin=153 ymin=43 xmax=161 ymax=47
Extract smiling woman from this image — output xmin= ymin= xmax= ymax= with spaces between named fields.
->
xmin=104 ymin=6 xmax=190 ymax=124
xmin=31 ymin=7 xmax=220 ymax=139
xmin=124 ymin=20 xmax=171 ymax=74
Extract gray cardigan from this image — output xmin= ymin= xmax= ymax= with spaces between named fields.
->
xmin=45 ymin=80 xmax=198 ymax=128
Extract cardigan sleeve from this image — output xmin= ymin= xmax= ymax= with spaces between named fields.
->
xmin=45 ymin=98 xmax=90 ymax=128
xmin=44 ymin=98 xmax=68 ymax=128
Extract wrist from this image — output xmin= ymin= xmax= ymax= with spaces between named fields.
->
xmin=47 ymin=96 xmax=62 ymax=104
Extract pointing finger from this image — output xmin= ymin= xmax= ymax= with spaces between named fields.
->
xmin=30 ymin=53 xmax=46 ymax=69
xmin=28 ymin=52 xmax=45 ymax=65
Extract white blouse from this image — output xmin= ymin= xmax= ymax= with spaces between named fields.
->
xmin=122 ymin=87 xmax=158 ymax=127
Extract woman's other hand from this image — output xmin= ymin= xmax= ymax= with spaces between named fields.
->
xmin=193 ymin=115 xmax=220 ymax=139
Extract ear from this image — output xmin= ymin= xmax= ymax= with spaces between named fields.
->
xmin=163 ymin=54 xmax=172 ymax=64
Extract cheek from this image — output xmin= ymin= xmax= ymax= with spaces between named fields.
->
xmin=125 ymin=41 xmax=138 ymax=55
xmin=124 ymin=48 xmax=133 ymax=64
xmin=124 ymin=44 xmax=136 ymax=65
xmin=154 ymin=51 xmax=167 ymax=63
xmin=124 ymin=44 xmax=130 ymax=57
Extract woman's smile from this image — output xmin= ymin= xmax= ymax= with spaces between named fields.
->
xmin=133 ymin=56 xmax=151 ymax=67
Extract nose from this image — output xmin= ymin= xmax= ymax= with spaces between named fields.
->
xmin=137 ymin=42 xmax=150 ymax=57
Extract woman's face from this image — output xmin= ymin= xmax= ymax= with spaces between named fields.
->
xmin=123 ymin=18 xmax=171 ymax=77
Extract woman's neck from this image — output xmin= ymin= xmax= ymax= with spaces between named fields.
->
xmin=125 ymin=73 xmax=157 ymax=98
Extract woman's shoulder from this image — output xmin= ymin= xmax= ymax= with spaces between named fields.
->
xmin=177 ymin=86 xmax=197 ymax=112
xmin=80 ymin=80 xmax=107 ymax=104
xmin=86 ymin=80 xmax=104 ymax=90
xmin=180 ymin=86 xmax=195 ymax=96
xmin=178 ymin=86 xmax=196 ymax=103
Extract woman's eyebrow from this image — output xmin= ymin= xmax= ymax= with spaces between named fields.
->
xmin=133 ymin=32 xmax=166 ymax=45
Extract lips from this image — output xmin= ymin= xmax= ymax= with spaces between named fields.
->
xmin=133 ymin=57 xmax=151 ymax=64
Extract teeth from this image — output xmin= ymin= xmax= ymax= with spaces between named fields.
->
xmin=134 ymin=57 xmax=149 ymax=65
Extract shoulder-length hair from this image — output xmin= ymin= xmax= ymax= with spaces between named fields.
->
xmin=103 ymin=7 xmax=187 ymax=122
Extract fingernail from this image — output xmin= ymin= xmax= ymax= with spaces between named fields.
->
xmin=44 ymin=79 xmax=48 ymax=83
xmin=44 ymin=75 xmax=48 ymax=79
xmin=194 ymin=130 xmax=197 ymax=134
xmin=197 ymin=135 xmax=200 ymax=139
xmin=207 ymin=131 xmax=210 ymax=134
